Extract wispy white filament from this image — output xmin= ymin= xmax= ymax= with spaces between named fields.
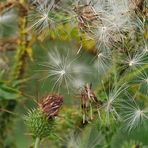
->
xmin=39 ymin=49 xmax=89 ymax=93
xmin=28 ymin=0 xmax=57 ymax=33
xmin=102 ymin=83 xmax=128 ymax=124
xmin=121 ymin=99 xmax=148 ymax=132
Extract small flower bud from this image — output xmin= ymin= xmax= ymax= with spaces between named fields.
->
xmin=24 ymin=94 xmax=63 ymax=139
xmin=39 ymin=94 xmax=63 ymax=120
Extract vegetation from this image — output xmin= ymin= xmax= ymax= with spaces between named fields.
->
xmin=0 ymin=0 xmax=147 ymax=147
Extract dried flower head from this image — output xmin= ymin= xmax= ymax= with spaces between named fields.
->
xmin=71 ymin=0 xmax=134 ymax=51
xmin=80 ymin=83 xmax=102 ymax=123
xmin=129 ymin=0 xmax=144 ymax=10
xmin=73 ymin=1 xmax=102 ymax=32
xmin=39 ymin=94 xmax=63 ymax=120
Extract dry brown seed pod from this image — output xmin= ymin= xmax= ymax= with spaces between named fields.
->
xmin=129 ymin=0 xmax=144 ymax=11
xmin=74 ymin=4 xmax=102 ymax=31
xmin=80 ymin=83 xmax=102 ymax=123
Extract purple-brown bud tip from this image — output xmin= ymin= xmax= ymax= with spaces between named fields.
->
xmin=39 ymin=94 xmax=63 ymax=120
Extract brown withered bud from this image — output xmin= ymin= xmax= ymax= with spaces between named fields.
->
xmin=81 ymin=83 xmax=98 ymax=108
xmin=74 ymin=3 xmax=102 ymax=31
xmin=129 ymin=0 xmax=144 ymax=11
xmin=80 ymin=83 xmax=102 ymax=123
xmin=39 ymin=94 xmax=63 ymax=120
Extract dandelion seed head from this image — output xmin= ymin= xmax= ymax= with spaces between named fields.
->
xmin=129 ymin=59 xmax=135 ymax=66
xmin=92 ymin=20 xmax=124 ymax=49
xmin=121 ymin=99 xmax=148 ymax=132
xmin=59 ymin=70 xmax=66 ymax=75
xmin=39 ymin=48 xmax=89 ymax=93
xmin=101 ymin=26 xmax=107 ymax=32
xmin=28 ymin=0 xmax=58 ymax=34
xmin=123 ymin=51 xmax=146 ymax=71
xmin=102 ymin=84 xmax=128 ymax=124
xmin=135 ymin=109 xmax=143 ymax=117
xmin=68 ymin=0 xmax=134 ymax=50
xmin=97 ymin=53 xmax=103 ymax=57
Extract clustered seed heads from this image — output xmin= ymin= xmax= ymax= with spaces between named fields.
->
xmin=23 ymin=0 xmax=148 ymax=139
xmin=0 ymin=0 xmax=147 ymax=147
xmin=72 ymin=0 xmax=135 ymax=51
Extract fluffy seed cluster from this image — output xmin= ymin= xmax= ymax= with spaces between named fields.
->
xmin=26 ymin=0 xmax=148 ymax=133
xmin=71 ymin=0 xmax=135 ymax=50
xmin=39 ymin=49 xmax=89 ymax=93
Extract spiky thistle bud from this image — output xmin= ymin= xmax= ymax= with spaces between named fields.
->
xmin=24 ymin=94 xmax=63 ymax=139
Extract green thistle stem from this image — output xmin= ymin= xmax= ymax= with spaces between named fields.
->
xmin=34 ymin=137 xmax=40 ymax=148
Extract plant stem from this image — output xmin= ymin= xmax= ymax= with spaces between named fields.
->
xmin=34 ymin=137 xmax=40 ymax=148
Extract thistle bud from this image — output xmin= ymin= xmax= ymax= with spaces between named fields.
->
xmin=24 ymin=94 xmax=63 ymax=139
xmin=39 ymin=94 xmax=63 ymax=120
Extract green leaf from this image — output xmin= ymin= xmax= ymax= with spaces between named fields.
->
xmin=12 ymin=78 xmax=29 ymax=88
xmin=0 ymin=82 xmax=21 ymax=100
